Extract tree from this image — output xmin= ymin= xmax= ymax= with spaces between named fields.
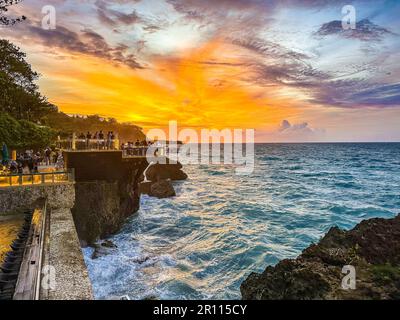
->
xmin=0 ymin=39 xmax=38 ymax=91
xmin=0 ymin=112 xmax=55 ymax=149
xmin=0 ymin=39 xmax=57 ymax=121
xmin=0 ymin=0 xmax=26 ymax=26
xmin=0 ymin=38 xmax=146 ymax=147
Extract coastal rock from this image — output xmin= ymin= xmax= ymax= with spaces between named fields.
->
xmin=91 ymin=241 xmax=117 ymax=259
xmin=145 ymin=162 xmax=188 ymax=181
xmin=143 ymin=295 xmax=158 ymax=300
xmin=70 ymin=156 xmax=185 ymax=244
xmin=71 ymin=162 xmax=145 ymax=245
xmin=149 ymin=179 xmax=176 ymax=198
xmin=72 ymin=181 xmax=121 ymax=245
xmin=240 ymin=214 xmax=400 ymax=300
xmin=131 ymin=255 xmax=151 ymax=265
xmin=101 ymin=240 xmax=117 ymax=248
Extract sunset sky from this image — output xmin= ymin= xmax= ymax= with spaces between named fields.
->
xmin=1 ymin=0 xmax=400 ymax=142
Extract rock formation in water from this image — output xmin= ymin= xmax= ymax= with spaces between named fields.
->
xmin=91 ymin=240 xmax=118 ymax=259
xmin=72 ymin=159 xmax=187 ymax=245
xmin=143 ymin=162 xmax=188 ymax=181
xmin=72 ymin=164 xmax=145 ymax=245
xmin=139 ymin=161 xmax=187 ymax=199
xmin=241 ymin=214 xmax=400 ymax=300
xmin=149 ymin=179 xmax=176 ymax=198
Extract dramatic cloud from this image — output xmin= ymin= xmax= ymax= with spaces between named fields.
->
xmin=1 ymin=0 xmax=399 ymax=141
xmin=7 ymin=23 xmax=143 ymax=69
xmin=315 ymin=19 xmax=394 ymax=41
xmin=232 ymin=38 xmax=330 ymax=87
xmin=349 ymin=83 xmax=400 ymax=107
xmin=276 ymin=120 xmax=326 ymax=141
xmin=95 ymin=0 xmax=142 ymax=26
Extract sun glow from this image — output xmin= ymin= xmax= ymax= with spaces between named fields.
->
xmin=33 ymin=38 xmax=299 ymax=135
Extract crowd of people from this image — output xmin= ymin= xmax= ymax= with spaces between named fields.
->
xmin=0 ymin=145 xmax=64 ymax=175
xmin=1 ymin=130 xmax=162 ymax=176
xmin=76 ymin=130 xmax=118 ymax=150
xmin=121 ymin=139 xmax=153 ymax=156
xmin=74 ymin=131 xmax=155 ymax=156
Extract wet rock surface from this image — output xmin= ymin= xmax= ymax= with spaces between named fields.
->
xmin=149 ymin=179 xmax=176 ymax=198
xmin=240 ymin=214 xmax=400 ymax=300
xmin=72 ymin=159 xmax=187 ymax=244
xmin=101 ymin=240 xmax=117 ymax=248
xmin=144 ymin=162 xmax=188 ymax=181
xmin=139 ymin=162 xmax=186 ymax=199
xmin=91 ymin=240 xmax=118 ymax=259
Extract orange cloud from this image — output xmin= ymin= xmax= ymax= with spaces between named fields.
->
xmin=30 ymin=38 xmax=302 ymax=137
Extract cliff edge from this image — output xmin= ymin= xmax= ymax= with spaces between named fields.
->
xmin=241 ymin=214 xmax=400 ymax=300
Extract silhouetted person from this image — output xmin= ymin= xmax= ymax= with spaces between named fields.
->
xmin=86 ymin=131 xmax=92 ymax=149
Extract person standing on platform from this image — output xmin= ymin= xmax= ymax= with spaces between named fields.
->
xmin=1 ymin=143 xmax=9 ymax=166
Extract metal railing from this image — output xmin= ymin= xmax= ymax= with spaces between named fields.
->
xmin=0 ymin=169 xmax=74 ymax=187
xmin=122 ymin=146 xmax=151 ymax=157
xmin=57 ymin=138 xmax=119 ymax=151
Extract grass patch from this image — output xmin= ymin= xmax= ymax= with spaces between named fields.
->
xmin=371 ymin=264 xmax=400 ymax=284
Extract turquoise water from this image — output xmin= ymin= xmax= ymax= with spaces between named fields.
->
xmin=83 ymin=143 xmax=400 ymax=299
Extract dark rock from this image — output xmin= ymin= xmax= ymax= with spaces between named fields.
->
xmin=145 ymin=162 xmax=188 ymax=182
xmin=91 ymin=241 xmax=118 ymax=259
xmin=149 ymin=179 xmax=176 ymax=198
xmin=71 ymin=157 xmax=185 ymax=244
xmin=143 ymin=295 xmax=158 ymax=300
xmin=80 ymin=240 xmax=88 ymax=248
xmin=91 ymin=246 xmax=108 ymax=260
xmin=241 ymin=214 xmax=400 ymax=300
xmin=138 ymin=181 xmax=152 ymax=195
xmin=72 ymin=161 xmax=146 ymax=245
xmin=101 ymin=240 xmax=117 ymax=248
xmin=131 ymin=255 xmax=151 ymax=264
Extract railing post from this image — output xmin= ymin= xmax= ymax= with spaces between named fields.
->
xmin=41 ymin=173 xmax=45 ymax=185
xmin=18 ymin=174 xmax=22 ymax=185
xmin=68 ymin=168 xmax=75 ymax=182
xmin=9 ymin=175 xmax=12 ymax=186
xmin=72 ymin=132 xmax=76 ymax=150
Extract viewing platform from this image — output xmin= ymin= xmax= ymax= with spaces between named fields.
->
xmin=0 ymin=141 xmax=173 ymax=300
xmin=0 ymin=170 xmax=74 ymax=188
xmin=56 ymin=135 xmax=167 ymax=159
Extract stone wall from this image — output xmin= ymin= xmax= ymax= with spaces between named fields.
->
xmin=0 ymin=182 xmax=93 ymax=300
xmin=45 ymin=207 xmax=93 ymax=300
xmin=0 ymin=182 xmax=75 ymax=215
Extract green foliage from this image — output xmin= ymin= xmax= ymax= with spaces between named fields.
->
xmin=0 ymin=112 xmax=55 ymax=150
xmin=19 ymin=119 xmax=55 ymax=149
xmin=0 ymin=112 xmax=19 ymax=147
xmin=0 ymin=39 xmax=145 ymax=146
xmin=371 ymin=264 xmax=400 ymax=285
xmin=0 ymin=39 xmax=58 ymax=122
xmin=44 ymin=112 xmax=146 ymax=142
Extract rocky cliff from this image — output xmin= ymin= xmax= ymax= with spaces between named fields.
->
xmin=72 ymin=160 xmax=187 ymax=245
xmin=72 ymin=163 xmax=145 ymax=245
xmin=241 ymin=214 xmax=400 ymax=300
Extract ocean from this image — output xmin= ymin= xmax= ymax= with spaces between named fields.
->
xmin=83 ymin=143 xmax=400 ymax=299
